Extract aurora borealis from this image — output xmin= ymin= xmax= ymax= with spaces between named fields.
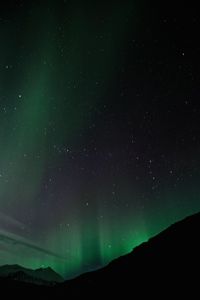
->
xmin=0 ymin=1 xmax=200 ymax=278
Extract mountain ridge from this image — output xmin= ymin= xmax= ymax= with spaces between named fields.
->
xmin=57 ymin=211 xmax=200 ymax=296
xmin=0 ymin=211 xmax=199 ymax=296
xmin=0 ymin=264 xmax=63 ymax=285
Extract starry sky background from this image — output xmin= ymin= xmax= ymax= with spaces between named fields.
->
xmin=0 ymin=0 xmax=200 ymax=278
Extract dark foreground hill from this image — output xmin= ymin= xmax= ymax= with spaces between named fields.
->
xmin=58 ymin=211 xmax=200 ymax=296
xmin=0 ymin=212 xmax=199 ymax=296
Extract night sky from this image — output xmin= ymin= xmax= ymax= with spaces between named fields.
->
xmin=0 ymin=1 xmax=200 ymax=278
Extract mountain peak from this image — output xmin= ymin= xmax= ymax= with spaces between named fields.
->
xmin=0 ymin=264 xmax=63 ymax=285
xmin=0 ymin=212 xmax=200 ymax=296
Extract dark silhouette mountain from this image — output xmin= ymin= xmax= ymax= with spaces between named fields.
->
xmin=57 ymin=211 xmax=200 ymax=296
xmin=0 ymin=212 xmax=199 ymax=297
xmin=0 ymin=264 xmax=63 ymax=286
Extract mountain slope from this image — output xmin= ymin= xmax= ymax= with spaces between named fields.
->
xmin=0 ymin=212 xmax=199 ymax=296
xmin=58 ymin=212 xmax=200 ymax=296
